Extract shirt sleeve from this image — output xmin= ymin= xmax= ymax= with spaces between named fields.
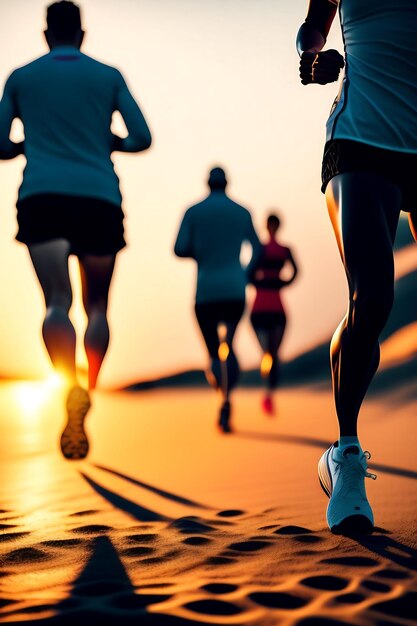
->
xmin=0 ymin=72 xmax=19 ymax=154
xmin=114 ymin=70 xmax=152 ymax=152
xmin=174 ymin=210 xmax=194 ymax=258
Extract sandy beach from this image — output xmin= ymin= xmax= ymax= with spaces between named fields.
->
xmin=0 ymin=379 xmax=416 ymax=625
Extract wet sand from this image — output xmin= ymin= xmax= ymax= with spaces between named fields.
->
xmin=0 ymin=381 xmax=416 ymax=625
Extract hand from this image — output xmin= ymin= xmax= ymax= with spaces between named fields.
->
xmin=110 ymin=134 xmax=124 ymax=153
xmin=299 ymin=49 xmax=344 ymax=85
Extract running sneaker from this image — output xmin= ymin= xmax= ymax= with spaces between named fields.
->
xmin=218 ymin=400 xmax=232 ymax=434
xmin=318 ymin=442 xmax=377 ymax=535
xmin=60 ymin=386 xmax=91 ymax=460
xmin=262 ymin=394 xmax=275 ymax=416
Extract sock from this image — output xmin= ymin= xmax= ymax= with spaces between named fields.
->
xmin=339 ymin=435 xmax=361 ymax=450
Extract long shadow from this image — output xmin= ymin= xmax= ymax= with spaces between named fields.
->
xmin=80 ymin=472 xmax=169 ymax=522
xmin=93 ymin=464 xmax=213 ymax=509
xmin=355 ymin=533 xmax=417 ymax=573
xmin=11 ymin=535 xmax=208 ymax=625
xmin=237 ymin=431 xmax=417 ymax=480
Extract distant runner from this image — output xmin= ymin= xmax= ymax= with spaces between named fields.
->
xmin=297 ymin=0 xmax=417 ymax=534
xmin=0 ymin=1 xmax=152 ymax=459
xmin=174 ymin=167 xmax=261 ymax=433
xmin=249 ymin=213 xmax=298 ymax=415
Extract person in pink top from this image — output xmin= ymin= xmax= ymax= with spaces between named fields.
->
xmin=249 ymin=214 xmax=298 ymax=414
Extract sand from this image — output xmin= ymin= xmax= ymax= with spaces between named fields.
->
xmin=0 ymin=380 xmax=416 ymax=625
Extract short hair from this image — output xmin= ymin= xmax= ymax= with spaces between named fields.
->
xmin=267 ymin=213 xmax=280 ymax=230
xmin=208 ymin=166 xmax=227 ymax=190
xmin=47 ymin=1 xmax=82 ymax=40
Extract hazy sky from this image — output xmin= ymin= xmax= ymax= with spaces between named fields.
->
xmin=0 ymin=0 xmax=352 ymax=387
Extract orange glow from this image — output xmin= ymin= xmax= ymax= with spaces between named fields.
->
xmin=218 ymin=341 xmax=230 ymax=362
xmin=380 ymin=322 xmax=417 ymax=367
xmin=261 ymin=352 xmax=273 ymax=378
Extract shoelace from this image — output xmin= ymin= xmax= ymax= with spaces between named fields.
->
xmin=335 ymin=450 xmax=377 ymax=496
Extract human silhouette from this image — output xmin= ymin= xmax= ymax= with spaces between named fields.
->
xmin=174 ymin=167 xmax=261 ymax=433
xmin=249 ymin=213 xmax=298 ymax=415
xmin=0 ymin=1 xmax=152 ymax=459
xmin=297 ymin=0 xmax=417 ymax=534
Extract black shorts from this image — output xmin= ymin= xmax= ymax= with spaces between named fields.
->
xmin=321 ymin=139 xmax=417 ymax=212
xmin=195 ymin=300 xmax=245 ymax=359
xmin=16 ymin=194 xmax=126 ymax=256
xmin=250 ymin=311 xmax=286 ymax=330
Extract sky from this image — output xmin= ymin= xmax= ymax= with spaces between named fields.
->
xmin=0 ymin=0 xmax=353 ymax=387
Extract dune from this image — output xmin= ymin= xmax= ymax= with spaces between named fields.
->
xmin=0 ymin=375 xmax=416 ymax=625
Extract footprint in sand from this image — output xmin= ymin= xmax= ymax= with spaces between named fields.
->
xmin=2 ymin=547 xmax=52 ymax=564
xmin=69 ymin=510 xmax=101 ymax=517
xmin=216 ymin=510 xmax=245 ymax=518
xmin=72 ymin=524 xmax=112 ymax=535
xmin=321 ymin=556 xmax=378 ymax=567
xmin=41 ymin=539 xmax=86 ymax=548
xmin=182 ymin=536 xmax=212 ymax=546
xmin=0 ymin=532 xmax=31 ymax=542
xmin=141 ymin=550 xmax=180 ymax=565
xmin=184 ymin=599 xmax=244 ymax=616
xmin=228 ymin=540 xmax=272 ymax=552
xmin=373 ymin=568 xmax=410 ymax=580
xmin=249 ymin=591 xmax=308 ymax=610
xmin=361 ymin=580 xmax=391 ymax=592
xmin=274 ymin=525 xmax=313 ymax=535
xmin=126 ymin=533 xmax=158 ymax=544
xmin=372 ymin=591 xmax=417 ymax=620
xmin=300 ymin=575 xmax=349 ymax=591
xmin=170 ymin=517 xmax=214 ymax=534
xmin=206 ymin=556 xmax=236 ymax=566
xmin=331 ymin=592 xmax=366 ymax=605
xmin=122 ymin=546 xmax=154 ymax=557
xmin=202 ymin=583 xmax=238 ymax=594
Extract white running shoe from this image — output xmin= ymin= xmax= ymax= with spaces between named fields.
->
xmin=318 ymin=442 xmax=377 ymax=535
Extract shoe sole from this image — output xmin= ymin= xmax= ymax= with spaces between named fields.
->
xmin=318 ymin=446 xmax=374 ymax=536
xmin=60 ymin=419 xmax=89 ymax=460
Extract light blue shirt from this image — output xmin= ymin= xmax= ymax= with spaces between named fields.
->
xmin=327 ymin=0 xmax=417 ymax=152
xmin=174 ymin=190 xmax=261 ymax=304
xmin=0 ymin=47 xmax=151 ymax=204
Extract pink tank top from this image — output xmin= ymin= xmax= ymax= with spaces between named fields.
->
xmin=251 ymin=240 xmax=291 ymax=314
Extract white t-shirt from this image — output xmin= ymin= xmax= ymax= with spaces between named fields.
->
xmin=326 ymin=0 xmax=417 ymax=152
xmin=0 ymin=46 xmax=150 ymax=204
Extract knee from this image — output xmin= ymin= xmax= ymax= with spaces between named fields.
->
xmin=350 ymin=286 xmax=394 ymax=336
xmin=45 ymin=291 xmax=72 ymax=313
xmin=84 ymin=298 xmax=108 ymax=319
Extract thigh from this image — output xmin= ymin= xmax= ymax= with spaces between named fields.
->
xmin=78 ymin=255 xmax=116 ymax=311
xmin=326 ymin=172 xmax=401 ymax=292
xmin=221 ymin=301 xmax=245 ymax=347
xmin=195 ymin=303 xmax=219 ymax=358
xmin=268 ymin=317 xmax=287 ymax=354
xmin=28 ymin=239 xmax=72 ymax=305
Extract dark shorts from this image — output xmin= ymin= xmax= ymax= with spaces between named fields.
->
xmin=250 ymin=311 xmax=286 ymax=330
xmin=321 ymin=139 xmax=417 ymax=212
xmin=16 ymin=194 xmax=126 ymax=256
xmin=195 ymin=300 xmax=245 ymax=359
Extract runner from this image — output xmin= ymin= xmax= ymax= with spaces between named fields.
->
xmin=0 ymin=1 xmax=152 ymax=459
xmin=249 ymin=213 xmax=298 ymax=415
xmin=174 ymin=167 xmax=261 ymax=433
xmin=297 ymin=0 xmax=417 ymax=534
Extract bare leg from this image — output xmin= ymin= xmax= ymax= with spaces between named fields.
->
xmin=79 ymin=254 xmax=116 ymax=390
xmin=326 ymin=172 xmax=401 ymax=437
xmin=28 ymin=239 xmax=77 ymax=384
xmin=253 ymin=321 xmax=286 ymax=391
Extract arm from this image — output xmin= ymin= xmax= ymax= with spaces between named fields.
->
xmin=0 ymin=72 xmax=25 ymax=160
xmin=174 ymin=210 xmax=195 ymax=259
xmin=112 ymin=71 xmax=152 ymax=153
xmin=280 ymin=250 xmax=299 ymax=287
xmin=297 ymin=0 xmax=344 ymax=85
xmin=244 ymin=215 xmax=262 ymax=282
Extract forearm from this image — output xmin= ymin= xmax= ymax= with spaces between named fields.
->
xmin=296 ymin=21 xmax=326 ymax=56
xmin=112 ymin=132 xmax=151 ymax=154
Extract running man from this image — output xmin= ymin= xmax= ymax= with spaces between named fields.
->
xmin=249 ymin=213 xmax=298 ymax=415
xmin=174 ymin=167 xmax=261 ymax=433
xmin=297 ymin=0 xmax=417 ymax=534
xmin=0 ymin=1 xmax=152 ymax=459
